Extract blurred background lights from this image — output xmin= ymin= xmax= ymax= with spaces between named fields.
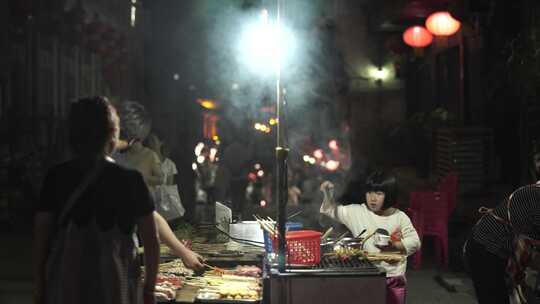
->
xmin=194 ymin=142 xmax=204 ymax=156
xmin=313 ymin=149 xmax=324 ymax=159
xmin=325 ymin=160 xmax=340 ymax=171
xmin=209 ymin=147 xmax=217 ymax=161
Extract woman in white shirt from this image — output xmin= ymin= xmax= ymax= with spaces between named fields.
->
xmin=320 ymin=171 xmax=420 ymax=304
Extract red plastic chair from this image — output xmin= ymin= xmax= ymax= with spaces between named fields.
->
xmin=409 ymin=191 xmax=450 ymax=268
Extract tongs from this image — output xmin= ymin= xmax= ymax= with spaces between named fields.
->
xmin=203 ymin=263 xmax=226 ymax=275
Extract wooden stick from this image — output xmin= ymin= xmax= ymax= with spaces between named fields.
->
xmin=321 ymin=227 xmax=334 ymax=241
xmin=253 ymin=215 xmax=276 ymax=236
xmin=335 ymin=231 xmax=349 ymax=244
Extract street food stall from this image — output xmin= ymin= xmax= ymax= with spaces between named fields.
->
xmin=150 ymin=220 xmax=395 ymax=304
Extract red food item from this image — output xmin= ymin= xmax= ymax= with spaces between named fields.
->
xmin=157 ymin=275 xmax=182 ymax=288
xmin=232 ymin=265 xmax=262 ymax=277
xmin=390 ymin=230 xmax=402 ymax=242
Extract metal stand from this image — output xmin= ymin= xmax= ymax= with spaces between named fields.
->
xmin=273 ymin=0 xmax=288 ymax=273
xmin=275 ymin=146 xmax=288 ymax=272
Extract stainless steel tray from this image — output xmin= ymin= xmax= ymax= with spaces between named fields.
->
xmin=196 ymin=295 xmax=261 ymax=303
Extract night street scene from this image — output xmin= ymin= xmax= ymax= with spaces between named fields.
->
xmin=2 ymin=0 xmax=540 ymax=303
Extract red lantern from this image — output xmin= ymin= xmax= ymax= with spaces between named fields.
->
xmin=402 ymin=26 xmax=433 ymax=48
xmin=425 ymin=11 xmax=461 ymax=36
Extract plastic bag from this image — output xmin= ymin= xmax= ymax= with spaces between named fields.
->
xmin=155 ymin=184 xmax=185 ymax=220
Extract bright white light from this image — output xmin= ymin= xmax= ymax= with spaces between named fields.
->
xmin=254 ymin=123 xmax=261 ymax=130
xmin=303 ymin=155 xmax=310 ymax=162
xmin=194 ymin=142 xmax=204 ymax=156
xmin=210 ymin=148 xmax=218 ymax=162
xmin=173 ymin=73 xmax=179 ymax=80
xmin=192 ymin=163 xmax=197 ymax=171
xmin=238 ymin=9 xmax=295 ymax=76
xmin=260 ymin=200 xmax=267 ymax=207
xmin=197 ymin=155 xmax=205 ymax=164
xmin=254 ymin=163 xmax=261 ymax=170
xmin=308 ymin=157 xmax=316 ymax=164
xmin=257 ymin=170 xmax=264 ymax=177
xmin=326 ymin=160 xmax=340 ymax=171
xmin=130 ymin=6 xmax=136 ymax=27
xmin=368 ymin=66 xmax=389 ymax=81
xmin=313 ymin=149 xmax=324 ymax=159
xmin=328 ymin=139 xmax=338 ymax=150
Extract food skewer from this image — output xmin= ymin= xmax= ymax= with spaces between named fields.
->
xmin=334 ymin=231 xmax=349 ymax=244
xmin=203 ymin=263 xmax=226 ymax=275
xmin=321 ymin=227 xmax=334 ymax=241
xmin=253 ymin=215 xmax=276 ymax=236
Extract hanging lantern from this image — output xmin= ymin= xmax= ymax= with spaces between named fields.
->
xmin=425 ymin=11 xmax=461 ymax=36
xmin=403 ymin=26 xmax=433 ymax=48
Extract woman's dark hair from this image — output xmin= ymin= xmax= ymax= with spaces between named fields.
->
xmin=365 ymin=170 xmax=397 ymax=209
xmin=68 ymin=96 xmax=117 ymax=155
xmin=117 ymin=101 xmax=151 ymax=142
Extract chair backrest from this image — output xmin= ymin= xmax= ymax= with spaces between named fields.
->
xmin=437 ymin=173 xmax=458 ymax=215
xmin=410 ymin=191 xmax=449 ymax=234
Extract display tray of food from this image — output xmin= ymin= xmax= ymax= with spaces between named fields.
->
xmin=194 ymin=276 xmax=262 ymax=303
xmin=325 ymin=247 xmax=405 ymax=263
xmin=152 ymin=258 xmax=263 ymax=303
xmin=155 ymin=273 xmax=184 ymax=302
xmin=159 ymin=259 xmax=195 ymax=277
xmin=184 ymin=265 xmax=263 ymax=303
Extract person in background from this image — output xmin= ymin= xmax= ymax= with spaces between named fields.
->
xmin=464 ymin=184 xmax=540 ymax=304
xmin=115 ymin=101 xmax=204 ymax=270
xmin=146 ymin=133 xmax=186 ymax=223
xmin=115 ymin=102 xmax=162 ymax=194
xmin=146 ymin=134 xmax=178 ymax=186
xmin=320 ymin=170 xmax=420 ymax=304
xmin=33 ymin=96 xmax=159 ymax=304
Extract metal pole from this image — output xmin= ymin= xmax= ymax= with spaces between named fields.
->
xmin=274 ymin=0 xmax=288 ymax=273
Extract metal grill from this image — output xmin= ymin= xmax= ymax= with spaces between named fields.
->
xmin=283 ymin=255 xmax=381 ymax=275
xmin=315 ymin=256 xmax=380 ymax=274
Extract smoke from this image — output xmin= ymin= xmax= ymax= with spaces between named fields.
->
xmin=200 ymin=0 xmax=346 ymax=145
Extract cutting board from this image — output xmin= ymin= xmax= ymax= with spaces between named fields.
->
xmin=176 ymin=285 xmax=200 ymax=303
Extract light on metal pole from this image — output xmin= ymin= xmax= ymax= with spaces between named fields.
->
xmin=238 ymin=0 xmax=292 ymax=272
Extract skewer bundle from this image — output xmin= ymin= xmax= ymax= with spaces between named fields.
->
xmin=253 ymin=215 xmax=277 ymax=237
